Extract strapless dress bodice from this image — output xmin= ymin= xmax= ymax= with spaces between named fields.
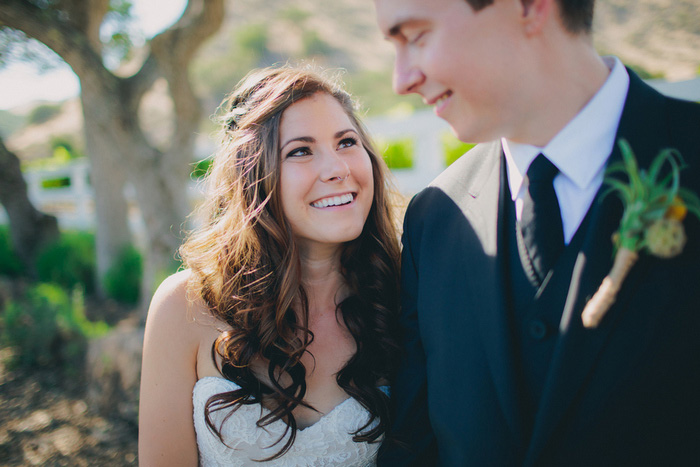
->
xmin=192 ymin=377 xmax=381 ymax=466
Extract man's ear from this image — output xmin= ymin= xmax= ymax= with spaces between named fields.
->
xmin=519 ymin=0 xmax=554 ymax=36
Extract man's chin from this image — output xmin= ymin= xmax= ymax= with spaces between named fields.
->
xmin=449 ymin=124 xmax=480 ymax=145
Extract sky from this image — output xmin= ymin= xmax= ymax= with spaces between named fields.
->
xmin=0 ymin=0 xmax=187 ymax=111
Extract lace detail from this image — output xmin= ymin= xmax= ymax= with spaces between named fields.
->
xmin=193 ymin=377 xmax=381 ymax=466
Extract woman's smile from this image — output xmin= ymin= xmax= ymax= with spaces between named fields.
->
xmin=310 ymin=192 xmax=356 ymax=208
xmin=279 ymin=92 xmax=374 ymax=251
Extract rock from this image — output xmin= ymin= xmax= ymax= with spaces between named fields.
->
xmin=15 ymin=409 xmax=52 ymax=432
xmin=49 ymin=426 xmax=82 ymax=456
xmin=85 ymin=325 xmax=144 ymax=424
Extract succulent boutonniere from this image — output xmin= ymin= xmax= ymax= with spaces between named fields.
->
xmin=581 ymin=139 xmax=700 ymax=328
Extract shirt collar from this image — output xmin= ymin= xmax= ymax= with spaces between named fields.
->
xmin=503 ymin=56 xmax=630 ymax=199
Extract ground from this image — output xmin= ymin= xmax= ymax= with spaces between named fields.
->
xmin=0 ymin=286 xmax=140 ymax=467
xmin=0 ymin=363 xmax=138 ymax=466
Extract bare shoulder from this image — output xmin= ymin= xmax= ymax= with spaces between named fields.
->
xmin=145 ymin=269 xmax=217 ymax=346
xmin=139 ymin=269 xmax=206 ymax=465
xmin=149 ymin=269 xmax=194 ymax=314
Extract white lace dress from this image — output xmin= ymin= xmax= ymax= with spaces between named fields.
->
xmin=192 ymin=377 xmax=382 ymax=466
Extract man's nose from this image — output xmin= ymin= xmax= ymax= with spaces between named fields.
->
xmin=393 ymin=54 xmax=425 ymax=95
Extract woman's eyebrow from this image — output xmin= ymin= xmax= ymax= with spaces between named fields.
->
xmin=280 ymin=135 xmax=315 ymax=150
xmin=335 ymin=129 xmax=357 ymax=138
xmin=281 ymin=129 xmax=357 ymax=151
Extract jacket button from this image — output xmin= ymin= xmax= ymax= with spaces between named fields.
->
xmin=529 ymin=320 xmax=548 ymax=340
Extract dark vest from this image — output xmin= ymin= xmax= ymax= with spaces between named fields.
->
xmin=503 ymin=170 xmax=592 ymax=436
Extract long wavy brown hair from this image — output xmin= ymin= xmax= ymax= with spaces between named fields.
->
xmin=179 ymin=65 xmax=401 ymax=460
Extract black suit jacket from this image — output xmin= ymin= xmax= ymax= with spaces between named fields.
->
xmin=379 ymin=71 xmax=700 ymax=466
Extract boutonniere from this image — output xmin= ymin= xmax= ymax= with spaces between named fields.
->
xmin=581 ymin=139 xmax=700 ymax=328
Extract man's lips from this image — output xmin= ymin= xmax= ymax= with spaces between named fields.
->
xmin=425 ymin=91 xmax=453 ymax=117
xmin=425 ymin=91 xmax=453 ymax=107
xmin=434 ymin=92 xmax=453 ymax=115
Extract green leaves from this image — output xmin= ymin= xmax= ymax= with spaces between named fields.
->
xmin=101 ymin=0 xmax=135 ymax=67
xmin=605 ymin=138 xmax=700 ymax=255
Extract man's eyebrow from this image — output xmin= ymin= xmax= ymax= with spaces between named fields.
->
xmin=386 ymin=17 xmax=421 ymax=38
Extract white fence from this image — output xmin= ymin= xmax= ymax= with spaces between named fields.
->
xmin=7 ymin=159 xmax=95 ymax=231
xmin=2 ymin=76 xmax=698 ymax=233
xmin=0 ymin=109 xmax=452 ymax=232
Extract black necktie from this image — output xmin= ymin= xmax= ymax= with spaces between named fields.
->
xmin=517 ymin=154 xmax=564 ymax=287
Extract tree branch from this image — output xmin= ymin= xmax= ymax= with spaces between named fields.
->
xmin=152 ymin=0 xmax=225 ymax=63
xmin=61 ymin=0 xmax=111 ymax=52
xmin=148 ymin=0 xmax=225 ymax=150
xmin=0 ymin=0 xmax=110 ymax=80
xmin=0 ymin=136 xmax=59 ymax=271
xmin=123 ymin=0 xmax=224 ymax=124
xmin=122 ymin=53 xmax=159 ymax=110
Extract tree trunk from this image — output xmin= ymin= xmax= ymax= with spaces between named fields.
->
xmin=81 ymin=74 xmax=191 ymax=313
xmin=0 ymin=137 xmax=59 ymax=275
xmin=0 ymin=0 xmax=225 ymax=311
xmin=127 ymin=139 xmax=191 ymax=314
xmin=80 ymin=86 xmax=131 ymax=295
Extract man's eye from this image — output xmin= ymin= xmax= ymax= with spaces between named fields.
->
xmin=408 ymin=31 xmax=426 ymax=45
xmin=286 ymin=147 xmax=312 ymax=158
xmin=338 ymin=137 xmax=358 ymax=149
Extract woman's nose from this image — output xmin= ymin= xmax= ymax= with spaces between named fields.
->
xmin=320 ymin=150 xmax=351 ymax=182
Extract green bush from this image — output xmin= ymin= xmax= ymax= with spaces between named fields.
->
xmin=50 ymin=135 xmax=84 ymax=160
xmin=279 ymin=6 xmax=311 ymax=23
xmin=380 ymin=139 xmax=414 ymax=170
xmin=237 ymin=23 xmax=269 ymax=59
xmin=103 ymin=245 xmax=142 ymax=305
xmin=0 ymin=226 xmax=24 ymax=277
xmin=0 ymin=283 xmax=109 ymax=370
xmin=28 ymin=104 xmax=61 ymax=126
xmin=36 ymin=231 xmax=96 ymax=293
xmin=442 ymin=133 xmax=475 ymax=166
xmin=41 ymin=176 xmax=71 ymax=189
xmin=301 ymin=30 xmax=332 ymax=57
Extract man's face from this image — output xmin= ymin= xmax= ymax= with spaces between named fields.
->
xmin=374 ymin=0 xmax=527 ymax=143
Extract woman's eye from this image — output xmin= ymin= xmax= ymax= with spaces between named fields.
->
xmin=286 ymin=147 xmax=312 ymax=158
xmin=338 ymin=137 xmax=358 ymax=149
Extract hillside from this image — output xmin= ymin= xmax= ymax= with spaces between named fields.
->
xmin=3 ymin=0 xmax=699 ymax=160
xmin=594 ymin=0 xmax=700 ymax=80
xmin=190 ymin=0 xmax=407 ymax=116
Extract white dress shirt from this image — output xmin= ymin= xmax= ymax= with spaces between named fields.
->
xmin=503 ymin=56 xmax=630 ymax=244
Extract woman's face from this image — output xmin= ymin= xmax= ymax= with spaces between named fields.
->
xmin=278 ymin=92 xmax=374 ymax=254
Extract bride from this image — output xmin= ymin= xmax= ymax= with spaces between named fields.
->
xmin=138 ymin=66 xmax=401 ymax=466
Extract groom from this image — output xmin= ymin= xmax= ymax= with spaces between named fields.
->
xmin=374 ymin=0 xmax=700 ymax=465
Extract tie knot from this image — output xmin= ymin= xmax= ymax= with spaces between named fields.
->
xmin=527 ymin=154 xmax=558 ymax=184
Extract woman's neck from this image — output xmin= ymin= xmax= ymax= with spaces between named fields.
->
xmin=298 ymin=245 xmax=347 ymax=321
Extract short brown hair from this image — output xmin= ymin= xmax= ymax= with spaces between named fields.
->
xmin=466 ymin=0 xmax=594 ymax=34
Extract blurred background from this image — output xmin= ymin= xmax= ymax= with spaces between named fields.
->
xmin=0 ymin=0 xmax=698 ymax=465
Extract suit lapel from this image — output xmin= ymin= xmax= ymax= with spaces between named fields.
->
xmin=489 ymin=152 xmax=526 ymax=446
xmin=524 ymin=72 xmax=668 ymax=465
xmin=444 ymin=142 xmax=526 ymax=446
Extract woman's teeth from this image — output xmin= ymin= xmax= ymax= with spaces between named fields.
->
xmin=311 ymin=193 xmax=354 ymax=208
